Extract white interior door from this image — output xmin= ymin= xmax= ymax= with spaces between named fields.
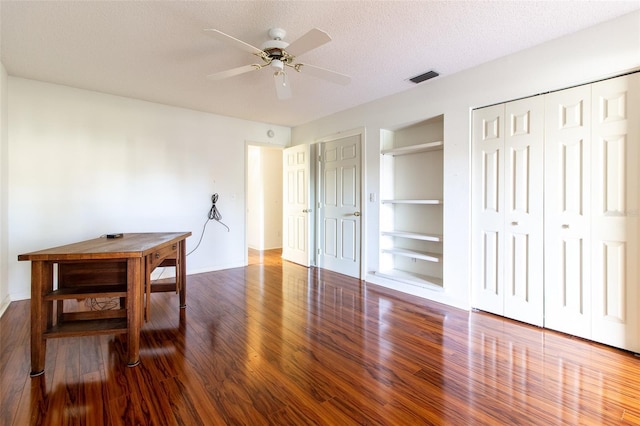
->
xmin=282 ymin=144 xmax=311 ymax=267
xmin=589 ymin=73 xmax=639 ymax=352
xmin=318 ymin=134 xmax=361 ymax=278
xmin=472 ymin=98 xmax=544 ymax=326
xmin=544 ymin=84 xmax=592 ymax=339
xmin=472 ymin=104 xmax=505 ymax=316
xmin=503 ymin=96 xmax=544 ymax=326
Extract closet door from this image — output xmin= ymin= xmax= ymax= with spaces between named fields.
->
xmin=544 ymin=85 xmax=592 ymax=339
xmin=472 ymin=105 xmax=505 ymax=316
xmin=590 ymin=73 xmax=640 ymax=352
xmin=503 ymin=97 xmax=544 ymax=326
xmin=472 ymin=98 xmax=544 ymax=325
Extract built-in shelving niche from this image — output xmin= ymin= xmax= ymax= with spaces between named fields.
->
xmin=377 ymin=115 xmax=444 ymax=290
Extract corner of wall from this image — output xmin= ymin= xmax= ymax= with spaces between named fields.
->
xmin=0 ymin=295 xmax=9 ymax=318
xmin=0 ymin=61 xmax=9 ymax=317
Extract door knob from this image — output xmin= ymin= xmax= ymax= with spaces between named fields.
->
xmin=353 ymin=211 xmax=361 ymax=217
xmin=302 ymin=209 xmax=312 ymax=213
xmin=511 ymin=221 xmax=518 ymax=226
xmin=562 ymin=224 xmax=570 ymax=229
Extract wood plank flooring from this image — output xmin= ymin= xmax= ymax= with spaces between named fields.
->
xmin=2 ymin=249 xmax=640 ymax=425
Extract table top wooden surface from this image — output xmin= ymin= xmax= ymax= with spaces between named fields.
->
xmin=18 ymin=232 xmax=191 ymax=261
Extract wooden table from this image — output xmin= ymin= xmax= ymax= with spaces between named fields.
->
xmin=18 ymin=232 xmax=191 ymax=376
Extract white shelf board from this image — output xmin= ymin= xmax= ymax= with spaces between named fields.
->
xmin=381 ymin=141 xmax=444 ymax=156
xmin=381 ymin=199 xmax=442 ymax=205
xmin=374 ymin=269 xmax=443 ymax=290
xmin=381 ymin=231 xmax=443 ymax=242
xmin=382 ymin=248 xmax=442 ymax=263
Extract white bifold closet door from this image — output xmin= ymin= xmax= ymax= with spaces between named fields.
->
xmin=545 ymin=73 xmax=640 ymax=352
xmin=474 ymin=72 xmax=639 ymax=352
xmin=590 ymin=75 xmax=639 ymax=351
xmin=472 ymin=96 xmax=544 ymax=327
xmin=543 ymin=84 xmax=593 ymax=338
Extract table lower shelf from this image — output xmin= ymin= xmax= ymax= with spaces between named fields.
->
xmin=44 ymin=318 xmax=127 ymax=338
xmin=44 ymin=284 xmax=127 ymax=300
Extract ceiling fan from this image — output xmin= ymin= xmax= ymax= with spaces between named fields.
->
xmin=204 ymin=27 xmax=351 ymax=99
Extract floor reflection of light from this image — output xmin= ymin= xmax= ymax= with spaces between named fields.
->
xmin=139 ymin=346 xmax=177 ymax=356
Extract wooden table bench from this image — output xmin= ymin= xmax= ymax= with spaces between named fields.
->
xmin=18 ymin=232 xmax=191 ymax=376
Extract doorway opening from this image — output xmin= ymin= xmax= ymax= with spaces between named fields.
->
xmin=247 ymin=144 xmax=283 ymax=265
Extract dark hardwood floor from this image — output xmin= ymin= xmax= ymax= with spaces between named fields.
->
xmin=2 ymin=249 xmax=640 ymax=425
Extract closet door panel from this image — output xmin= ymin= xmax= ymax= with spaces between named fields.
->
xmin=544 ymin=85 xmax=592 ymax=338
xmin=503 ymin=96 xmax=544 ymax=326
xmin=472 ymin=105 xmax=505 ymax=316
xmin=590 ymin=73 xmax=640 ymax=352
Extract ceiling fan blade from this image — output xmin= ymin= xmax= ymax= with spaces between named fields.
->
xmin=207 ymin=64 xmax=261 ymax=80
xmin=297 ymin=63 xmax=351 ymax=86
xmin=274 ymin=72 xmax=292 ymax=100
xmin=285 ymin=28 xmax=331 ymax=57
xmin=204 ymin=29 xmax=266 ymax=57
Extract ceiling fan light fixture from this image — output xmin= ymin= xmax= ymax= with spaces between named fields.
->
xmin=275 ymin=70 xmax=292 ymax=99
xmin=271 ymin=59 xmax=284 ymax=72
xmin=277 ymin=71 xmax=288 ymax=87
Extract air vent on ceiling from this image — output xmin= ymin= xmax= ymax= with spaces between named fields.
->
xmin=409 ymin=70 xmax=439 ymax=84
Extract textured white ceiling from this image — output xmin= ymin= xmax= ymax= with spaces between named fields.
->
xmin=2 ymin=1 xmax=639 ymax=127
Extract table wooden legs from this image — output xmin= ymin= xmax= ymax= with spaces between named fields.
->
xmin=30 ymin=261 xmax=53 ymax=377
xmin=126 ymin=258 xmax=143 ymax=367
xmin=178 ymin=239 xmax=187 ymax=308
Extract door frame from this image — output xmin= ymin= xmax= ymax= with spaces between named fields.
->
xmin=313 ymin=127 xmax=366 ymax=279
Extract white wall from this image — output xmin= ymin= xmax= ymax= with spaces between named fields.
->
xmin=7 ymin=78 xmax=290 ymax=301
xmin=247 ymin=145 xmax=283 ymax=250
xmin=261 ymin=147 xmax=283 ymax=249
xmin=0 ymin=61 xmax=9 ymax=316
xmin=292 ymin=11 xmax=640 ymax=310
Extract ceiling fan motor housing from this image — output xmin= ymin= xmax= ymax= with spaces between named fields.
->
xmin=262 ymin=28 xmax=291 ymax=64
